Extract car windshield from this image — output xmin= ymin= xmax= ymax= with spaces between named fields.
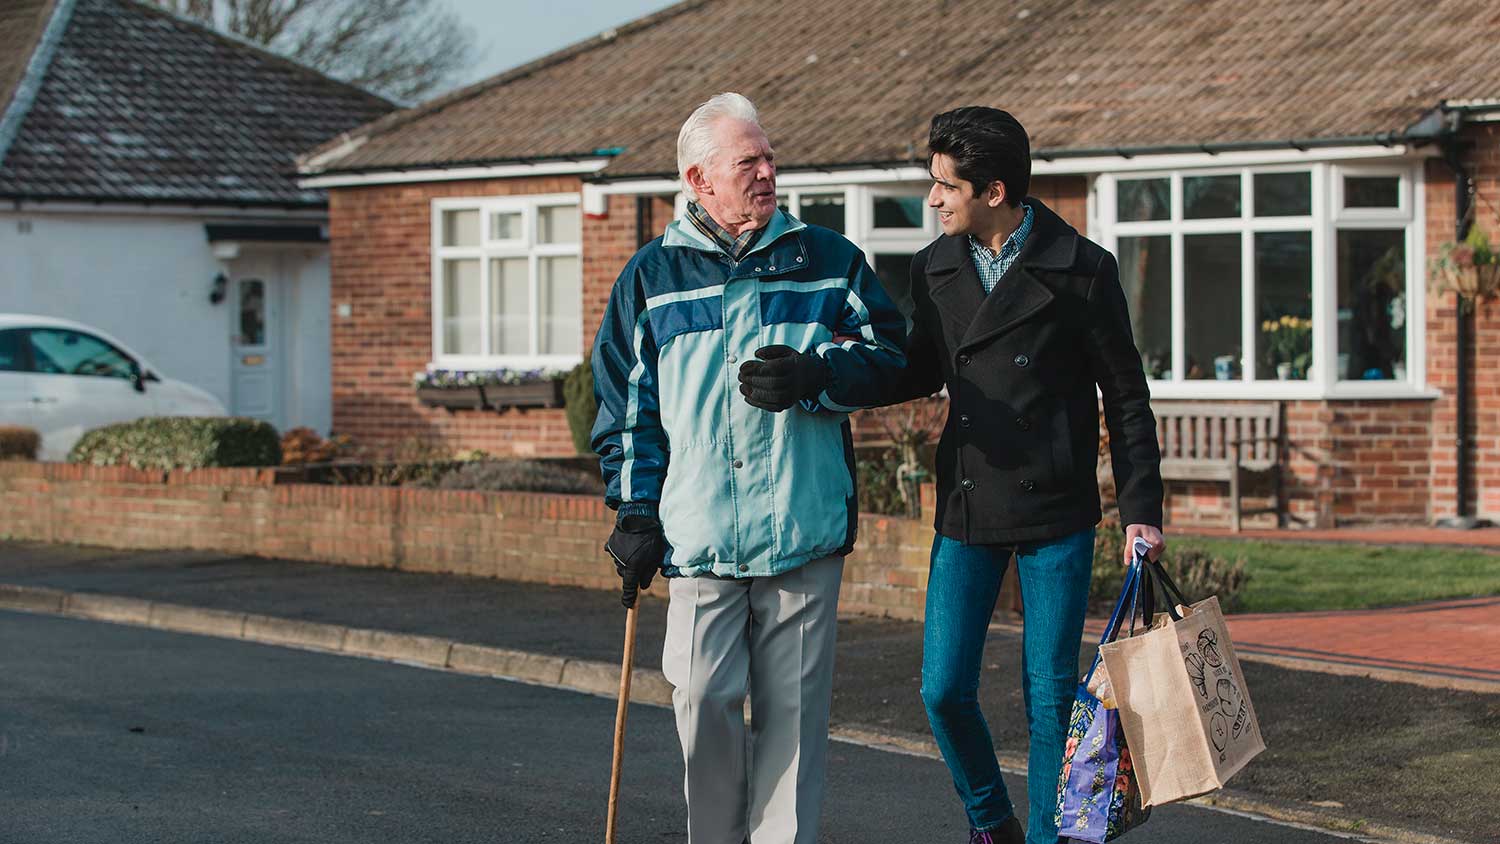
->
xmin=29 ymin=329 xmax=135 ymax=379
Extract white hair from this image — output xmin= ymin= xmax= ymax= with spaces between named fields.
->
xmin=676 ymin=92 xmax=761 ymax=201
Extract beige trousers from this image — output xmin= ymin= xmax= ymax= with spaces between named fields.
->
xmin=662 ymin=555 xmax=844 ymax=844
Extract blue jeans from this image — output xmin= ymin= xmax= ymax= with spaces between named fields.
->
xmin=920 ymin=528 xmax=1095 ymax=843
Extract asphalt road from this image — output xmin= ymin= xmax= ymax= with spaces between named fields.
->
xmin=0 ymin=610 xmax=1362 ymax=844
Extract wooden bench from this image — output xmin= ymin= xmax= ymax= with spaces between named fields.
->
xmin=1151 ymin=401 xmax=1285 ymax=532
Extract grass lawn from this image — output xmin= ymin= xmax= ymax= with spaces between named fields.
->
xmin=1173 ymin=536 xmax=1500 ymax=613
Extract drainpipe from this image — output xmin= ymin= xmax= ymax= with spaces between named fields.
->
xmin=634 ymin=195 xmax=653 ymax=248
xmin=1437 ymin=115 xmax=1478 ymax=528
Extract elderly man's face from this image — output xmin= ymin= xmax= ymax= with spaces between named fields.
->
xmin=693 ymin=118 xmax=777 ymax=231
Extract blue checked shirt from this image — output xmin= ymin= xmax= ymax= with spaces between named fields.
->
xmin=969 ymin=204 xmax=1034 ymax=294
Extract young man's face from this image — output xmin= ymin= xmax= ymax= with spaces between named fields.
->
xmin=927 ymin=153 xmax=1001 ymax=237
xmin=692 ymin=118 xmax=778 ymax=230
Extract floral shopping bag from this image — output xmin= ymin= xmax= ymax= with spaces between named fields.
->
xmin=1055 ymin=545 xmax=1152 ymax=842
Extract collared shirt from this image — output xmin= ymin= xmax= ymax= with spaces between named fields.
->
xmin=969 ymin=204 xmax=1035 ymax=294
xmin=685 ymin=201 xmax=763 ymax=261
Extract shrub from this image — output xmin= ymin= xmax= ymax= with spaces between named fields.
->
xmin=856 ymin=447 xmax=907 ymax=516
xmin=434 ymin=459 xmax=602 ymax=495
xmin=1088 ymin=518 xmax=1250 ymax=614
xmin=0 ymin=426 xmax=40 ymax=460
xmin=563 ymin=361 xmax=596 ymax=456
xmin=68 ymin=417 xmax=281 ymax=469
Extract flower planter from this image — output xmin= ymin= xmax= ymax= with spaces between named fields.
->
xmin=416 ymin=385 xmax=487 ymax=411
xmin=483 ymin=379 xmax=566 ymax=410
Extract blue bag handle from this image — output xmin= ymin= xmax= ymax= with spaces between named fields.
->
xmin=1081 ymin=557 xmax=1143 ymax=689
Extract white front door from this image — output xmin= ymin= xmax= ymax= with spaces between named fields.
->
xmin=229 ymin=265 xmax=281 ymax=428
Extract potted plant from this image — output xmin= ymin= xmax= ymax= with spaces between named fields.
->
xmin=1260 ymin=315 xmax=1312 ymax=380
xmin=413 ymin=369 xmax=490 ymax=410
xmin=1429 ymin=226 xmax=1500 ymax=312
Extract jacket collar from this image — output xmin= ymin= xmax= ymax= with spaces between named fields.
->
xmin=662 ymin=208 xmax=809 ymax=278
xmin=925 ymin=198 xmax=1078 ymax=351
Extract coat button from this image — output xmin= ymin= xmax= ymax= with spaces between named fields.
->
xmin=957 ymin=353 xmax=972 ymax=366
xmin=732 ymin=458 xmax=743 ymax=469
xmin=959 ymin=414 xmax=972 ymax=428
xmin=1015 ymin=416 xmax=1030 ymax=431
xmin=1021 ymin=479 xmax=1036 ymax=492
xmin=1014 ymin=354 xmax=1030 ymax=367
xmin=727 ymin=354 xmax=738 ymax=364
xmin=961 ymin=478 xmax=975 ymax=491
xmin=738 ymin=564 xmax=749 ymax=573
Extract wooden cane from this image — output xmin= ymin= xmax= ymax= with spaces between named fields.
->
xmin=605 ymin=597 xmax=640 ymax=844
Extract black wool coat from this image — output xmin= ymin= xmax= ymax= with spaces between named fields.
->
xmin=889 ymin=198 xmax=1164 ymax=545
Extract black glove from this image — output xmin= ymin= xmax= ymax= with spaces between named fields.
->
xmin=737 ymin=345 xmax=831 ymax=412
xmin=604 ymin=514 xmax=667 ymax=608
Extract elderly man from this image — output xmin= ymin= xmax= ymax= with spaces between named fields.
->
xmin=590 ymin=92 xmax=905 ymax=843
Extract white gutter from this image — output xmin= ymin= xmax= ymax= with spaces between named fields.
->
xmin=297 ymin=158 xmax=611 ymax=189
xmin=581 ymin=144 xmax=1426 ymax=202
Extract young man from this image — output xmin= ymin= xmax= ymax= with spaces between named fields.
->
xmin=591 ymin=93 xmax=905 ymax=843
xmin=884 ymin=107 xmax=1166 ymax=844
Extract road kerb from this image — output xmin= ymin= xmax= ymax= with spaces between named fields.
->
xmin=244 ymin=615 xmax=348 ymax=652
xmin=342 ymin=628 xmax=452 ymax=668
xmin=0 ymin=584 xmax=67 ymax=614
xmin=65 ymin=592 xmax=152 ymax=626
xmin=447 ymin=643 xmax=566 ymax=686
xmin=148 ymin=602 xmax=247 ymax=638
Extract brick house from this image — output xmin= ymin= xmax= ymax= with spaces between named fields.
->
xmin=298 ymin=0 xmax=1500 ymax=529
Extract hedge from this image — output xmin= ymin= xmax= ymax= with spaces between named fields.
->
xmin=68 ymin=417 xmax=281 ymax=470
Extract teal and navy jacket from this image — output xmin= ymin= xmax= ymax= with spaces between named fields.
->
xmin=591 ymin=209 xmax=906 ymax=578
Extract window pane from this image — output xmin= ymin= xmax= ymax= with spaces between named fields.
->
xmin=539 ymin=256 xmax=581 ymax=355
xmin=873 ymin=252 xmax=915 ymax=329
xmin=442 ymin=259 xmax=481 ymax=355
xmin=1254 ymin=172 xmax=1311 ymax=216
xmin=491 ymin=211 xmax=521 ymax=241
xmin=489 ymin=257 xmax=530 ymax=356
xmin=238 ymin=279 xmax=266 ymax=346
xmin=1184 ymin=233 xmax=1243 ymax=380
xmin=1337 ymin=230 xmax=1406 ymax=380
xmin=1254 ymin=232 xmax=1313 ymax=380
xmin=537 ymin=205 xmax=581 ymax=244
xmin=29 ymin=329 xmax=134 ymax=379
xmin=799 ymin=193 xmax=845 ymax=233
xmin=1183 ymin=175 xmax=1241 ymax=219
xmin=442 ymin=209 xmax=479 ymax=247
xmin=1344 ymin=176 xmax=1399 ymax=209
xmin=0 ymin=329 xmax=26 ymax=372
xmin=873 ymin=195 xmax=925 ymax=228
xmin=1116 ymin=236 xmax=1172 ymax=379
xmin=1117 ymin=178 xmax=1169 ymax=222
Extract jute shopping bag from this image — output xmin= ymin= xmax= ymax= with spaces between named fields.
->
xmin=1099 ymin=554 xmax=1265 ymax=807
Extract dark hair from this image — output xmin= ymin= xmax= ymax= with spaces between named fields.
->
xmin=927 ymin=107 xmax=1030 ymax=207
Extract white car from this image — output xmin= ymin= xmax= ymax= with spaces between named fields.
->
xmin=0 ymin=314 xmax=228 ymax=461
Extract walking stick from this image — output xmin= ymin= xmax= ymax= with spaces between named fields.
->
xmin=605 ymin=592 xmax=640 ymax=844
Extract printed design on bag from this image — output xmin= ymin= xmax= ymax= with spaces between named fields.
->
xmin=1216 ymin=677 xmax=1240 ymax=717
xmin=1210 ymin=712 xmax=1229 ymax=752
xmin=1184 ymin=651 xmax=1208 ymax=698
xmin=1198 ymin=629 xmax=1224 ymax=668
xmin=1232 ymin=698 xmax=1251 ymax=740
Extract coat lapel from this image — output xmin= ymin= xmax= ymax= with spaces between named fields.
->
xmin=923 ymin=234 xmax=986 ymax=351
xmin=957 ymin=200 xmax=1079 ymax=352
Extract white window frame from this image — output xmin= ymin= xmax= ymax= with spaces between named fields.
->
xmin=430 ymin=193 xmax=583 ymax=371
xmin=1095 ymin=160 xmax=1432 ymax=400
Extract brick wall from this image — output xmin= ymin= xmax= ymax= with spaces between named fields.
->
xmin=0 ymin=462 xmax=960 ymax=621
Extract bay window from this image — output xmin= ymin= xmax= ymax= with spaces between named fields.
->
xmin=1097 ymin=162 xmax=1424 ymax=397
